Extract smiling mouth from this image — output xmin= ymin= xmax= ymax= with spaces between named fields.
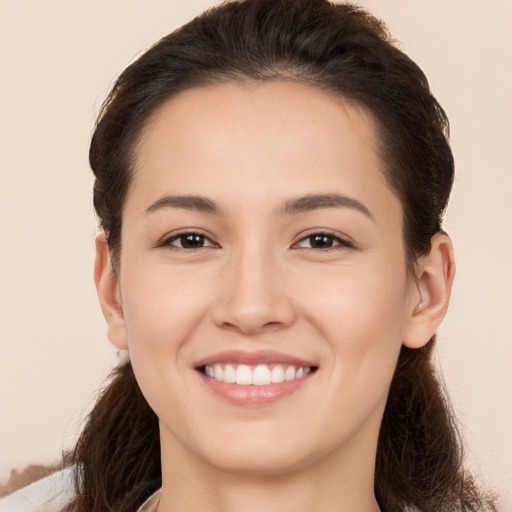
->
xmin=198 ymin=363 xmax=318 ymax=385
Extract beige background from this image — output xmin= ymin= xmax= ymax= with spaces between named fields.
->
xmin=1 ymin=0 xmax=511 ymax=507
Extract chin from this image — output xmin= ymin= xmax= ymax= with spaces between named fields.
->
xmin=204 ymin=447 xmax=313 ymax=476
xmin=188 ymin=425 xmax=336 ymax=477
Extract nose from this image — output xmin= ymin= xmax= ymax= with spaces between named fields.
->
xmin=212 ymin=244 xmax=296 ymax=335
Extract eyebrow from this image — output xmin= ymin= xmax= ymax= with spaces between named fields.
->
xmin=144 ymin=192 xmax=373 ymax=219
xmin=145 ymin=195 xmax=220 ymax=215
xmin=277 ymin=193 xmax=373 ymax=219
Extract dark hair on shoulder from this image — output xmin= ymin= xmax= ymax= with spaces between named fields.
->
xmin=65 ymin=1 xmax=496 ymax=510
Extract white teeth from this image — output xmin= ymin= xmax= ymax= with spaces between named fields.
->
xmin=253 ymin=365 xmax=271 ymax=385
xmin=223 ymin=364 xmax=236 ymax=383
xmin=204 ymin=363 xmax=312 ymax=385
xmin=271 ymin=365 xmax=285 ymax=383
xmin=236 ymin=364 xmax=253 ymax=385
xmin=284 ymin=366 xmax=296 ymax=381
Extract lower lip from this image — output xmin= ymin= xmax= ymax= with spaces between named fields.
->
xmin=198 ymin=372 xmax=313 ymax=406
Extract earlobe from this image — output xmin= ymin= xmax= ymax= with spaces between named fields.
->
xmin=94 ymin=233 xmax=129 ymax=350
xmin=403 ymin=233 xmax=456 ymax=349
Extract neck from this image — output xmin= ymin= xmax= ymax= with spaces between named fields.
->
xmin=157 ymin=426 xmax=381 ymax=512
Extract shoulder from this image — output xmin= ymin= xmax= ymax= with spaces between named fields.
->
xmin=0 ymin=466 xmax=75 ymax=512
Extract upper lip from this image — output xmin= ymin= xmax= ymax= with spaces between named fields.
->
xmin=193 ymin=350 xmax=317 ymax=369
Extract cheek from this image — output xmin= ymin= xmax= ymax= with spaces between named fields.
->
xmin=117 ymin=265 xmax=216 ymax=423
xmin=119 ymin=261 xmax=216 ymax=362
xmin=298 ymin=263 xmax=408 ymax=394
xmin=299 ymin=260 xmax=408 ymax=334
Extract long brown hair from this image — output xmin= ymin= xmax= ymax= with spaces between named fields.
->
xmin=66 ymin=1 xmax=496 ymax=510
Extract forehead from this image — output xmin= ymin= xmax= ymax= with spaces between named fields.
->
xmin=129 ymin=81 xmax=400 ymax=224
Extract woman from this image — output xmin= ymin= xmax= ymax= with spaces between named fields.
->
xmin=0 ymin=0 xmax=498 ymax=510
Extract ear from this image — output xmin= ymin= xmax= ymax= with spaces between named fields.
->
xmin=403 ymin=233 xmax=456 ymax=349
xmin=94 ymin=233 xmax=129 ymax=350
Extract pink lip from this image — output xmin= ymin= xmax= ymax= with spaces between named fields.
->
xmin=193 ymin=349 xmax=317 ymax=368
xmin=198 ymin=372 xmax=314 ymax=406
xmin=194 ymin=350 xmax=318 ymax=407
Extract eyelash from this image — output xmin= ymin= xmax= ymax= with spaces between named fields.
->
xmin=160 ymin=230 xmax=353 ymax=251
xmin=293 ymin=230 xmax=354 ymax=251
xmin=161 ymin=231 xmax=216 ymax=250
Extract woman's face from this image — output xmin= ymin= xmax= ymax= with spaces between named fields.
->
xmin=110 ymin=81 xmax=420 ymax=475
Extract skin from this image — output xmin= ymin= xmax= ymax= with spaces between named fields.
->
xmin=95 ymin=81 xmax=455 ymax=512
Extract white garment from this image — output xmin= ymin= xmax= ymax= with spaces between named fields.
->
xmin=0 ymin=467 xmax=74 ymax=512
xmin=0 ymin=468 xmax=160 ymax=512
xmin=138 ymin=488 xmax=161 ymax=511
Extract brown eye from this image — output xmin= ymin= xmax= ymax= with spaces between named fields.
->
xmin=166 ymin=233 xmax=214 ymax=249
xmin=308 ymin=235 xmax=336 ymax=248
xmin=295 ymin=232 xmax=353 ymax=250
